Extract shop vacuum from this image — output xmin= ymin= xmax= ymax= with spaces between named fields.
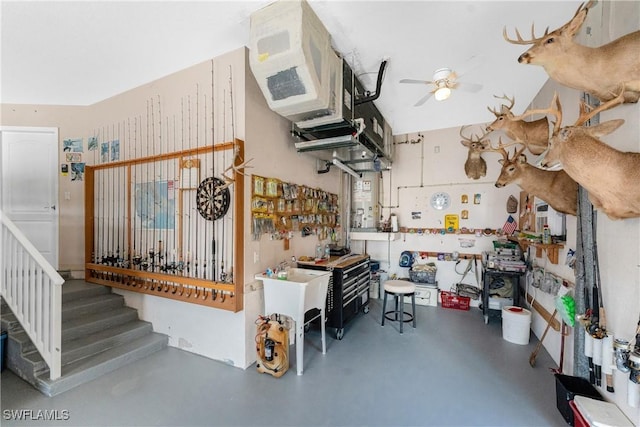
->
xmin=255 ymin=315 xmax=290 ymax=378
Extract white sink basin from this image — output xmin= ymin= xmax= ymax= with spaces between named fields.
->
xmin=255 ymin=267 xmax=329 ymax=285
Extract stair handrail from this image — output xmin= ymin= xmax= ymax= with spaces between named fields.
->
xmin=0 ymin=208 xmax=64 ymax=380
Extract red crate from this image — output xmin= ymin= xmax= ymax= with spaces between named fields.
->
xmin=440 ymin=291 xmax=470 ymax=311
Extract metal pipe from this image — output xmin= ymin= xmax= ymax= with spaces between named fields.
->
xmin=354 ymin=60 xmax=387 ymax=105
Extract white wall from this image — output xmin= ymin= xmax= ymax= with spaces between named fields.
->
xmin=355 ymin=126 xmax=520 ymax=291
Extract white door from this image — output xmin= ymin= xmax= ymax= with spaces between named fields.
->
xmin=1 ymin=127 xmax=59 ymax=269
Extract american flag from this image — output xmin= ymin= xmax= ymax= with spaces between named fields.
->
xmin=502 ymin=215 xmax=518 ymax=235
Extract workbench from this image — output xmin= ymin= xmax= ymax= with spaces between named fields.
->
xmin=297 ymin=254 xmax=370 ymax=340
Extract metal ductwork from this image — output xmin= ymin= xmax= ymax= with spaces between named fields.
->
xmin=249 ymin=0 xmax=394 ymax=175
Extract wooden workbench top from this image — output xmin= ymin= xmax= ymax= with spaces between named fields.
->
xmin=297 ymin=253 xmax=369 ymax=269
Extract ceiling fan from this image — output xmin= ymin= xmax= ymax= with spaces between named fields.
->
xmin=400 ymin=67 xmax=483 ymax=106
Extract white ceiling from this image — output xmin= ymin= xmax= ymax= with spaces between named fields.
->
xmin=1 ymin=0 xmax=585 ymax=135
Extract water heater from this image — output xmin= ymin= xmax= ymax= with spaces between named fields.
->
xmin=351 ymin=172 xmax=379 ymax=231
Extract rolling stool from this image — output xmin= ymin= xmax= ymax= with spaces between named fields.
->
xmin=381 ymin=280 xmax=416 ymax=333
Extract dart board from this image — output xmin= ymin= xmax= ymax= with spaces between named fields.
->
xmin=196 ymin=177 xmax=230 ymax=221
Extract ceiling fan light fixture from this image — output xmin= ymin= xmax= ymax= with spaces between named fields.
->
xmin=434 ymin=86 xmax=451 ymax=101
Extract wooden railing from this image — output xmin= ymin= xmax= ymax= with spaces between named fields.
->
xmin=0 ymin=208 xmax=64 ymax=380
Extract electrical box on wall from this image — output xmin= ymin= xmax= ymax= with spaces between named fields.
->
xmin=351 ymin=172 xmax=379 ymax=231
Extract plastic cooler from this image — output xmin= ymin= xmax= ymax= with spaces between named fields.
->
xmin=571 ymin=395 xmax=633 ymax=427
xmin=555 ymin=374 xmax=603 ymax=426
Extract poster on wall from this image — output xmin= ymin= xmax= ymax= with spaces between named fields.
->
xmin=111 ymin=140 xmax=120 ymax=161
xmin=134 ymin=180 xmax=176 ymax=229
xmin=71 ymin=162 xmax=85 ymax=181
xmin=87 ymin=136 xmax=98 ymax=151
xmin=101 ymin=142 xmax=109 ymax=163
xmin=444 ymin=214 xmax=459 ymax=232
xmin=66 ymin=152 xmax=81 ymax=162
xmin=63 ymin=138 xmax=83 ymax=152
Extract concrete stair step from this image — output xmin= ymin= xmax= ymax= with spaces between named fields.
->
xmin=62 ymin=307 xmax=139 ymax=342
xmin=61 ymin=280 xmax=110 ymax=303
xmin=1 ymin=310 xmax=21 ymax=332
xmin=62 ymin=293 xmax=125 ymax=321
xmin=61 ymin=321 xmax=154 ymax=366
xmin=35 ymin=332 xmax=168 ymax=396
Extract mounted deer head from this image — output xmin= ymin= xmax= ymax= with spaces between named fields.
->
xmin=536 ymin=90 xmax=639 ymax=219
xmin=459 ymin=125 xmax=489 ymax=180
xmin=486 ymin=94 xmax=551 ymax=155
xmin=487 ymin=138 xmax=578 ymax=216
xmin=504 ymin=1 xmax=640 ymax=103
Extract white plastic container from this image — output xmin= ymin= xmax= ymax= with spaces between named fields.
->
xmin=502 ymin=306 xmax=531 ymax=345
xmin=573 ymin=395 xmax=634 ymax=426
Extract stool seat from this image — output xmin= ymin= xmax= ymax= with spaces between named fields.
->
xmin=384 ymin=280 xmax=416 ymax=294
xmin=381 ymin=280 xmax=417 ymax=334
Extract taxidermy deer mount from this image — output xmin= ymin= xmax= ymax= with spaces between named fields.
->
xmin=486 ymin=94 xmax=550 ymax=155
xmin=487 ymin=138 xmax=578 ymax=216
xmin=536 ymin=91 xmax=640 ymax=220
xmin=459 ymin=125 xmax=489 ymax=180
xmin=504 ymin=0 xmax=640 ymax=103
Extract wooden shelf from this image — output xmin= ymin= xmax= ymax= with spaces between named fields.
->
xmin=512 ymin=239 xmax=564 ymax=264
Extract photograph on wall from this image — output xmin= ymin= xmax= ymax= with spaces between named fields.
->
xmin=71 ymin=162 xmax=85 ymax=181
xmin=87 ymin=136 xmax=98 ymax=151
xmin=101 ymin=142 xmax=109 ymax=163
xmin=111 ymin=139 xmax=120 ymax=161
xmin=63 ymin=138 xmax=83 ymax=152
xmin=134 ymin=180 xmax=176 ymax=230
xmin=66 ymin=152 xmax=81 ymax=162
xmin=61 ymin=164 xmax=69 ymax=176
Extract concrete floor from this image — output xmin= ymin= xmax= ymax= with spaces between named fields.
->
xmin=1 ymin=298 xmax=567 ymax=426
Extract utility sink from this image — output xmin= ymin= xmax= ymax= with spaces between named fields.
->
xmin=255 ymin=268 xmax=331 ymax=375
xmin=255 ymin=267 xmax=328 ymax=285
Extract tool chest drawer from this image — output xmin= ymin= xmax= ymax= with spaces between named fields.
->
xmin=298 ymin=254 xmax=370 ymax=340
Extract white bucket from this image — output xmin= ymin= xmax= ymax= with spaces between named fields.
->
xmin=502 ymin=306 xmax=531 ymax=345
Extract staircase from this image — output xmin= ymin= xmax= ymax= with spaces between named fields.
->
xmin=1 ymin=279 xmax=167 ymax=396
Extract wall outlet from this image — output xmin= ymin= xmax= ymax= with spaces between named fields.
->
xmin=434 ymin=146 xmax=440 ymax=153
xmin=253 ymin=251 xmax=259 ymax=263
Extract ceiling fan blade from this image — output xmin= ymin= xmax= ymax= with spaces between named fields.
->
xmin=456 ymin=81 xmax=484 ymax=93
xmin=400 ymin=78 xmax=433 ymax=85
xmin=414 ymin=91 xmax=434 ymax=107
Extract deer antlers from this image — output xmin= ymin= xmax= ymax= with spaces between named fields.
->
xmin=575 ymin=89 xmax=626 ymax=127
xmin=485 ymin=137 xmax=526 ymax=162
xmin=503 ymin=1 xmax=596 ymax=45
xmin=459 ymin=124 xmax=490 ymax=145
xmin=487 ymin=94 xmax=515 ymax=116
xmin=512 ymin=88 xmax=625 ymax=137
